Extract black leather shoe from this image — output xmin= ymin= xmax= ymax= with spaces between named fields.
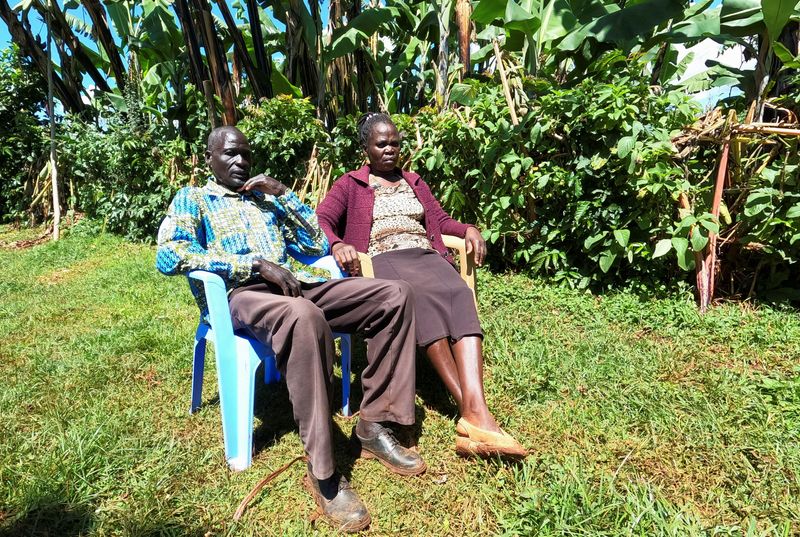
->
xmin=303 ymin=470 xmax=371 ymax=533
xmin=352 ymin=422 xmax=427 ymax=476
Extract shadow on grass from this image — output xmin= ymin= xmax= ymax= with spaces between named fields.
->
xmin=247 ymin=336 xmax=434 ymax=474
xmin=1 ymin=500 xmax=210 ymax=537
xmin=0 ymin=500 xmax=94 ymax=537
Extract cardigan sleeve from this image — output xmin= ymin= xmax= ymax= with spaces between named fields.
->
xmin=417 ymin=178 xmax=474 ymax=237
xmin=316 ymin=175 xmax=349 ymax=247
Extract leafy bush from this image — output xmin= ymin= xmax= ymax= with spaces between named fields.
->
xmin=237 ymin=96 xmax=329 ymax=185
xmin=58 ymin=119 xmax=189 ymax=242
xmin=391 ymin=56 xmax=700 ymax=290
xmin=0 ymin=47 xmax=47 ymax=223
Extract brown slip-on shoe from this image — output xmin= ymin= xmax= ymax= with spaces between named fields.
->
xmin=455 ymin=418 xmax=528 ymax=459
xmin=352 ymin=423 xmax=427 ymax=476
xmin=303 ymin=471 xmax=371 ymax=533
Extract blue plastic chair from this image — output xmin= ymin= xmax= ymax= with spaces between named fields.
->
xmin=188 ymin=254 xmax=352 ymax=472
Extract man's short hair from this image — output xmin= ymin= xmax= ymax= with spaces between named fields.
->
xmin=207 ymin=126 xmax=243 ymax=152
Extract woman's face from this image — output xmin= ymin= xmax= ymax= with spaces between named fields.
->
xmin=366 ymin=122 xmax=400 ymax=172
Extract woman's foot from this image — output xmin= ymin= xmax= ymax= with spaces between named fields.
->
xmin=455 ymin=417 xmax=528 ymax=459
xmin=459 ymin=407 xmax=501 ymax=433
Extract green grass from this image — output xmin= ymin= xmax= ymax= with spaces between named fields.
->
xmin=0 ymin=224 xmax=798 ymax=536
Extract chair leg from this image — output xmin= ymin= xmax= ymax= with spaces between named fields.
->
xmin=190 ymin=335 xmax=207 ymax=414
xmin=217 ymin=336 xmax=261 ymax=472
xmin=263 ymin=352 xmax=281 ymax=385
xmin=336 ymin=333 xmax=352 ymax=417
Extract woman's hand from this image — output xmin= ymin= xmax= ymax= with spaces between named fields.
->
xmin=332 ymin=242 xmax=362 ymax=276
xmin=465 ymin=227 xmax=486 ymax=267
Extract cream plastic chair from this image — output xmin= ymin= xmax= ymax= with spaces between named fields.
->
xmin=356 ymin=235 xmax=477 ymax=308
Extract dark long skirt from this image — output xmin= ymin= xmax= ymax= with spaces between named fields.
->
xmin=371 ymin=248 xmax=482 ymax=346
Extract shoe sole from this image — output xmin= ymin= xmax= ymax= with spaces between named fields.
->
xmin=302 ymin=476 xmax=372 ymax=533
xmin=352 ymin=444 xmax=428 ymax=476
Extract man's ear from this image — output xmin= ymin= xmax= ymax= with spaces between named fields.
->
xmin=204 ymin=149 xmax=212 ymax=165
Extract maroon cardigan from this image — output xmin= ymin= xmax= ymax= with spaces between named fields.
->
xmin=316 ymin=165 xmax=473 ymax=264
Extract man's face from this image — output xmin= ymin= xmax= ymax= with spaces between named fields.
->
xmin=205 ymin=129 xmax=252 ymax=190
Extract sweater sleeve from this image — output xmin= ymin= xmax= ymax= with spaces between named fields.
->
xmin=316 ymin=176 xmax=349 ymax=247
xmin=417 ymin=178 xmax=473 ymax=237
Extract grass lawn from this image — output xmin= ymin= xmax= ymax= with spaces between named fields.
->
xmin=0 ymin=224 xmax=798 ymax=536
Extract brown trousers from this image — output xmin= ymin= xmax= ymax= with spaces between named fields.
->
xmin=228 ymin=277 xmax=417 ymax=480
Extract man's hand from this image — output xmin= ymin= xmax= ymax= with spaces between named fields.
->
xmin=331 ymin=242 xmax=362 ymax=276
xmin=464 ymin=227 xmax=486 ymax=267
xmin=253 ymin=259 xmax=302 ymax=297
xmin=239 ymin=174 xmax=287 ymax=196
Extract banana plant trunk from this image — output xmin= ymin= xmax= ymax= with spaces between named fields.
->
xmin=246 ymin=0 xmax=273 ymax=98
xmin=215 ymin=0 xmax=268 ymax=100
xmin=83 ymin=0 xmax=126 ymax=92
xmin=436 ymin=0 xmax=452 ymax=109
xmin=34 ymin=0 xmax=111 ymax=93
xmin=174 ymin=0 xmax=208 ymax=89
xmin=190 ymin=0 xmax=237 ymax=125
xmin=0 ymin=0 xmax=84 ymax=113
xmin=455 ymin=0 xmax=471 ymax=77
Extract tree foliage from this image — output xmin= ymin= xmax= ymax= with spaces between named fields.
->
xmin=0 ymin=46 xmax=46 ymax=223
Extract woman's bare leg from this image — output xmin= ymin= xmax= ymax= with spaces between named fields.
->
xmin=425 ymin=337 xmax=501 ymax=433
xmin=450 ymin=336 xmax=500 ymax=432
xmin=425 ymin=339 xmax=463 ymax=408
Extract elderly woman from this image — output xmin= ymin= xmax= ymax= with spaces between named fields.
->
xmin=316 ymin=112 xmax=526 ymax=459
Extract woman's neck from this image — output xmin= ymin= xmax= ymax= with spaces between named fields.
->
xmin=368 ymin=165 xmax=400 ymax=181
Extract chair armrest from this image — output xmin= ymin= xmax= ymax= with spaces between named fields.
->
xmin=441 ymin=234 xmax=477 ymax=306
xmin=357 ymin=253 xmax=374 ymax=278
xmin=288 ymin=252 xmax=345 ymax=279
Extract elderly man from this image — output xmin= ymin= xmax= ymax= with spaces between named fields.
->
xmin=156 ymin=126 xmax=425 ymax=532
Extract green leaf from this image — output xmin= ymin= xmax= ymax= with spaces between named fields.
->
xmin=450 ymin=82 xmax=478 ymax=106
xmin=599 ymin=252 xmax=616 ymax=273
xmin=699 ymin=219 xmax=720 ymax=234
xmin=762 ymin=0 xmax=799 ymax=44
xmin=672 ymin=237 xmax=691 ymax=270
xmin=558 ymin=0 xmax=683 ymax=51
xmin=271 ymin=67 xmax=302 ymax=98
xmin=327 ymin=7 xmax=398 ymax=60
xmin=584 ymin=232 xmax=606 ymax=250
xmin=504 ymin=0 xmax=540 ymax=33
xmin=613 ymin=229 xmax=630 ymax=247
xmin=786 ymin=204 xmax=800 ymax=218
xmin=773 ymin=41 xmax=800 ymax=68
xmin=653 ymin=238 xmax=672 ymax=258
xmin=472 ymin=0 xmax=508 ymax=23
xmin=691 ymin=231 xmax=709 ymax=252
xmin=617 ymin=136 xmax=635 ymax=159
xmin=721 ymin=0 xmax=763 ymax=36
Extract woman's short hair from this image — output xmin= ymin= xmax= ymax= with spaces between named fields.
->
xmin=357 ymin=112 xmax=393 ymax=149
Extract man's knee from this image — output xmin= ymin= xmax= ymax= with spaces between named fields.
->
xmin=287 ymin=298 xmax=327 ymax=327
xmin=384 ymin=279 xmax=414 ymax=310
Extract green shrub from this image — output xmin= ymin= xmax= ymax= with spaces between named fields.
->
xmin=390 ymin=56 xmax=700 ymax=290
xmin=237 ymin=96 xmax=329 ymax=185
xmin=58 ymin=119 xmax=187 ymax=242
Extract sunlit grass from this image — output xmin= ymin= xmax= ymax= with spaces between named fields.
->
xmin=0 ymin=223 xmax=797 ymax=536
